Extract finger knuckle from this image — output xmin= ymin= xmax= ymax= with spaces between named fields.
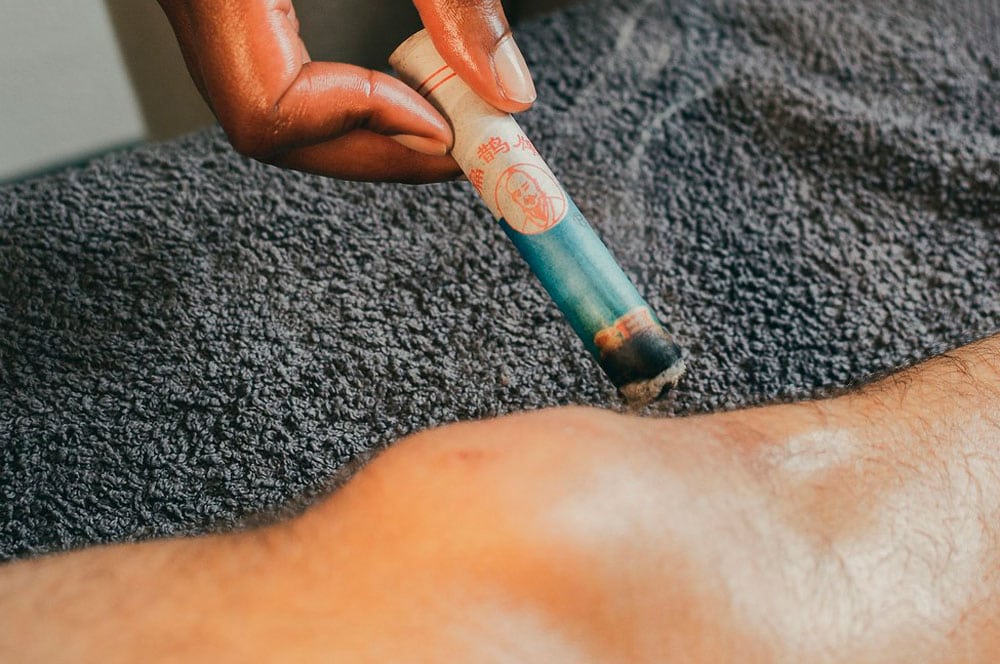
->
xmin=222 ymin=104 xmax=284 ymax=160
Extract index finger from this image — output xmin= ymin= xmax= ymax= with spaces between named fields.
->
xmin=161 ymin=0 xmax=454 ymax=159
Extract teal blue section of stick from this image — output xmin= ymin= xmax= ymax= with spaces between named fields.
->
xmin=500 ymin=197 xmax=653 ymax=357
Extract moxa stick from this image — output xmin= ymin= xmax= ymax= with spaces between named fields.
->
xmin=390 ymin=31 xmax=684 ymax=404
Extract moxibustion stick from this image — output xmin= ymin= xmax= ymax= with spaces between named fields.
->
xmin=390 ymin=31 xmax=685 ymax=404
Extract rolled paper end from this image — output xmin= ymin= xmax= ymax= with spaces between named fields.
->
xmin=614 ymin=356 xmax=686 ymax=408
xmin=594 ymin=307 xmax=685 ymax=405
xmin=602 ymin=335 xmax=685 ymax=406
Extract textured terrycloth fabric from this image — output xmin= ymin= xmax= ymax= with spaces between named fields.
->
xmin=1 ymin=0 xmax=997 ymax=559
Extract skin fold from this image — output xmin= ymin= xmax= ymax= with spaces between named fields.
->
xmin=156 ymin=0 xmax=535 ymax=182
xmin=1 ymin=334 xmax=998 ymax=662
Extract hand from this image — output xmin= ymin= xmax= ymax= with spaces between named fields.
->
xmin=157 ymin=0 xmax=537 ymax=183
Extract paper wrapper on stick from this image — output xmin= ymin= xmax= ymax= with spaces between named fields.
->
xmin=390 ymin=31 xmax=685 ymax=405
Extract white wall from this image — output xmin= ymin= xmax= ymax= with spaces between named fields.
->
xmin=0 ymin=1 xmax=146 ymax=181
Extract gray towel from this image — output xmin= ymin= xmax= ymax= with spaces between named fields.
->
xmin=1 ymin=0 xmax=997 ymax=559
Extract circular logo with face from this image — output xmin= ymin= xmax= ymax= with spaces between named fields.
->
xmin=494 ymin=163 xmax=567 ymax=235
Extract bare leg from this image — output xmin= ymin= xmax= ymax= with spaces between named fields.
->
xmin=1 ymin=336 xmax=998 ymax=662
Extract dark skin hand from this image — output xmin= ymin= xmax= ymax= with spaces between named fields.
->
xmin=157 ymin=0 xmax=536 ymax=183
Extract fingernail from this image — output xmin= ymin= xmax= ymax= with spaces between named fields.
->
xmin=493 ymin=35 xmax=536 ymax=105
xmin=390 ymin=134 xmax=450 ymax=156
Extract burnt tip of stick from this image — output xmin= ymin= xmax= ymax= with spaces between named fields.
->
xmin=598 ymin=326 xmax=686 ymax=406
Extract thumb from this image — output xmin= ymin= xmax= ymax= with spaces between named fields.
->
xmin=412 ymin=0 xmax=536 ymax=113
